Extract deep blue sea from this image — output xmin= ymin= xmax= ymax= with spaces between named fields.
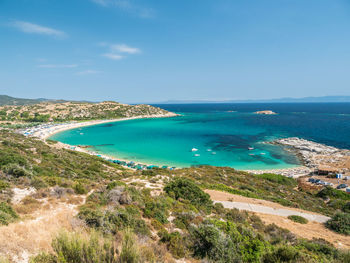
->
xmin=50 ymin=103 xmax=350 ymax=170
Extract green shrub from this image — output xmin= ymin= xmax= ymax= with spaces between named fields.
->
xmin=317 ymin=186 xmax=350 ymax=201
xmin=262 ymin=246 xmax=299 ymax=263
xmin=342 ymin=202 xmax=350 ymax=213
xmin=52 ymin=230 xmax=117 ymax=262
xmin=167 ymin=232 xmax=187 ymax=259
xmin=144 ymin=200 xmax=169 ymax=224
xmin=287 ymin=215 xmax=308 ymax=224
xmin=78 ymin=207 xmax=104 ymax=228
xmin=0 ymin=180 xmax=9 ymax=191
xmin=0 ymin=151 xmax=27 ymax=167
xmin=73 ymin=183 xmax=88 ymax=195
xmin=30 ymin=253 xmax=57 ymax=263
xmin=0 ymin=202 xmax=19 ymax=225
xmin=164 ymin=177 xmax=212 ymax=213
xmin=3 ymin=163 xmax=32 ymax=178
xmin=256 ymin=173 xmax=297 ymax=187
xmin=106 ymin=181 xmax=126 ymax=190
xmin=189 ymin=223 xmax=240 ymax=262
xmin=119 ymin=228 xmax=140 ymax=263
xmin=326 ymin=212 xmax=350 ymax=235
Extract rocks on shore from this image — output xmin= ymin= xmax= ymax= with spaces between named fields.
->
xmin=272 ymin=137 xmax=350 ymax=172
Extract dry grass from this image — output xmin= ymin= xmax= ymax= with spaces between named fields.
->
xmin=0 ymin=192 xmax=86 ymax=262
xmin=14 ymin=196 xmax=42 ymax=214
xmin=256 ymin=213 xmax=350 ymax=249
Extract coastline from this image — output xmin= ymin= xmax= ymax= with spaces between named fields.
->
xmin=29 ymin=112 xmax=178 ymax=140
xmin=21 ymin=114 xmax=348 ymax=176
xmin=21 ymin=113 xmax=179 ymax=170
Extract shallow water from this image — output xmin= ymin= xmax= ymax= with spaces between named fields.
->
xmin=50 ymin=103 xmax=350 ymax=169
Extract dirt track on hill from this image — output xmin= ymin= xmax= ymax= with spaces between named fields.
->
xmin=206 ymin=189 xmax=350 ymax=249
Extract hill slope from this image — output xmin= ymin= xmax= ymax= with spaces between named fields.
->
xmin=0 ymin=95 xmax=46 ymax=106
xmin=0 ymin=101 xmax=175 ymax=122
xmin=0 ymin=130 xmax=350 ymax=262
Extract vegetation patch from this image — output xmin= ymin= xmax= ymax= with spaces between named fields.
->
xmin=0 ymin=202 xmax=19 ymax=225
xmin=326 ymin=212 xmax=350 ymax=235
xmin=287 ymin=215 xmax=308 ymax=224
xmin=164 ymin=177 xmax=213 ymax=213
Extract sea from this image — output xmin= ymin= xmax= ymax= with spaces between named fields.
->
xmin=49 ymin=103 xmax=350 ymax=170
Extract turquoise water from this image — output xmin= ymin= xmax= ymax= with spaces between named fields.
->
xmin=50 ymin=103 xmax=350 ymax=170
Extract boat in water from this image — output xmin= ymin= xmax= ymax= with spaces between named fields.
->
xmin=191 ymin=148 xmax=198 ymax=152
xmin=248 ymin=147 xmax=254 ymax=150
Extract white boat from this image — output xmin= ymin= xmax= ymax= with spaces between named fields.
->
xmin=260 ymin=152 xmax=266 ymax=155
xmin=248 ymin=147 xmax=254 ymax=150
xmin=191 ymin=148 xmax=198 ymax=152
xmin=207 ymin=149 xmax=212 ymax=152
xmin=194 ymin=154 xmax=200 ymax=157
xmin=211 ymin=152 xmax=216 ymax=155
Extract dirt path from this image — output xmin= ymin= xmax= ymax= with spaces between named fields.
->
xmin=205 ymin=190 xmax=330 ymax=223
xmin=257 ymin=213 xmax=350 ymax=249
xmin=206 ymin=189 xmax=350 ymax=249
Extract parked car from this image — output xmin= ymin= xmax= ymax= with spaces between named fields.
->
xmin=324 ymin=182 xmax=334 ymax=186
xmin=337 ymin=184 xmax=348 ymax=189
xmin=308 ymin=178 xmax=316 ymax=183
xmin=314 ymin=179 xmax=321 ymax=183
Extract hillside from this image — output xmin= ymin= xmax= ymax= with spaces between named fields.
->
xmin=0 ymin=130 xmax=350 ymax=262
xmin=0 ymin=101 xmax=174 ymax=122
xmin=0 ymin=95 xmax=46 ymax=106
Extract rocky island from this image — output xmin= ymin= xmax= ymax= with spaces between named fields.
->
xmin=255 ymin=110 xmax=277 ymax=115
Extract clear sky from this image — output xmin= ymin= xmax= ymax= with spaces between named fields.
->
xmin=1 ymin=0 xmax=350 ymax=103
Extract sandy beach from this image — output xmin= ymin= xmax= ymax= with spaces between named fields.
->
xmin=29 ymin=112 xmax=178 ymax=140
xmin=20 ymin=113 xmax=178 ymax=169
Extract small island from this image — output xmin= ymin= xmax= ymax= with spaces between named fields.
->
xmin=255 ymin=110 xmax=277 ymax=115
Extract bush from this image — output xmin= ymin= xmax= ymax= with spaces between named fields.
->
xmin=287 ymin=215 xmax=308 ymax=224
xmin=52 ymin=230 xmax=117 ymax=263
xmin=167 ymin=232 xmax=187 ymax=259
xmin=256 ymin=173 xmax=297 ymax=187
xmin=189 ymin=223 xmax=240 ymax=262
xmin=0 ymin=151 xmax=27 ymax=167
xmin=119 ymin=228 xmax=140 ymax=263
xmin=144 ymin=200 xmax=169 ymax=224
xmin=317 ymin=186 xmax=350 ymax=201
xmin=262 ymin=246 xmax=299 ymax=263
xmin=0 ymin=202 xmax=19 ymax=225
xmin=73 ymin=183 xmax=88 ymax=195
xmin=30 ymin=253 xmax=57 ymax=263
xmin=0 ymin=180 xmax=9 ymax=191
xmin=164 ymin=177 xmax=212 ymax=213
xmin=3 ymin=163 xmax=32 ymax=178
xmin=326 ymin=212 xmax=350 ymax=235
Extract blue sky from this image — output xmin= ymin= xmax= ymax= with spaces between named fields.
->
xmin=1 ymin=0 xmax=350 ymax=103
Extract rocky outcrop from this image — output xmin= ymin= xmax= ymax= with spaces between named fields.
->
xmin=255 ymin=110 xmax=277 ymax=115
xmin=272 ymin=137 xmax=350 ymax=172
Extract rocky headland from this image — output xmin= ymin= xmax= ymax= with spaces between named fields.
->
xmin=272 ymin=137 xmax=350 ymax=173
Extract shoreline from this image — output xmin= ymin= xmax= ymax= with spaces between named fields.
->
xmin=28 ymin=113 xmax=178 ymax=140
xmin=21 ymin=113 xmax=179 ymax=170
xmin=21 ymin=115 xmax=346 ymax=176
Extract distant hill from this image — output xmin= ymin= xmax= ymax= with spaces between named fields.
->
xmin=0 ymin=95 xmax=48 ymax=106
xmin=157 ymin=96 xmax=350 ymax=104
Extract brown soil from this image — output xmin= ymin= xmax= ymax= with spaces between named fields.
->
xmin=256 ymin=213 xmax=350 ymax=249
xmin=205 ymin=189 xmax=350 ymax=249
xmin=205 ymin=189 xmax=321 ymax=215
xmin=0 ymin=195 xmax=86 ymax=262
